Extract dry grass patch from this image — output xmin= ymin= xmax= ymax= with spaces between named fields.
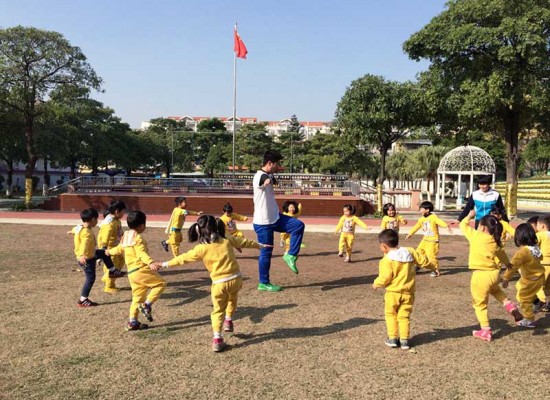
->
xmin=1 ymin=224 xmax=548 ymax=399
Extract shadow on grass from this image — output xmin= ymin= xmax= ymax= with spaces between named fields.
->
xmin=414 ymin=317 xmax=550 ymax=345
xmin=153 ymin=303 xmax=299 ymax=331
xmin=231 ymin=317 xmax=378 ymax=349
xmin=285 ymin=275 xmax=376 ymax=291
xmin=160 ymin=268 xmax=204 ymax=276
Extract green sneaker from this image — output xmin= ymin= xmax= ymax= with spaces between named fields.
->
xmin=257 ymin=283 xmax=282 ymax=292
xmin=283 ymin=253 xmax=299 ymax=274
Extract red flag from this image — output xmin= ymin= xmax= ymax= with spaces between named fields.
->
xmin=234 ymin=26 xmax=248 ymax=59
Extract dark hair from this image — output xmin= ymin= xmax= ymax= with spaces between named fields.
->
xmin=282 ymin=200 xmax=299 ymax=213
xmin=419 ymin=201 xmax=434 ymax=213
xmin=343 ymin=204 xmax=356 ymax=215
xmin=127 ymin=210 xmax=146 ymax=229
xmin=527 ymin=216 xmax=539 ymax=226
xmin=539 ymin=216 xmax=550 ymax=230
xmin=378 ymin=229 xmax=399 ymax=248
xmin=175 ymin=196 xmax=187 ymax=205
xmin=477 ymin=175 xmax=492 ymax=185
xmin=479 ymin=215 xmax=503 ymax=248
xmin=262 ymin=150 xmax=283 ymax=166
xmin=107 ymin=200 xmax=126 ymax=214
xmin=382 ymin=203 xmax=396 ymax=216
xmin=188 ymin=215 xmax=226 ymax=244
xmin=102 ymin=209 xmax=110 ymax=218
xmin=223 ymin=203 xmax=233 ymax=214
xmin=80 ymin=208 xmax=98 ymax=222
xmin=514 ymin=223 xmax=538 ymax=247
xmin=489 ymin=204 xmax=505 ymax=219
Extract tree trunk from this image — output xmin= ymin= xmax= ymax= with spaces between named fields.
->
xmin=376 ymin=147 xmax=389 ymax=213
xmin=43 ymin=156 xmax=50 ymax=196
xmin=70 ymin=159 xmax=77 ymax=180
xmin=24 ymin=115 xmax=38 ymax=206
xmin=503 ymin=109 xmax=520 ymax=218
xmin=5 ymin=158 xmax=13 ymax=197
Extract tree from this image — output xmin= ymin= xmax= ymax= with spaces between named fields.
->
xmin=335 ymin=75 xmax=424 ymax=212
xmin=234 ymin=122 xmax=274 ymax=171
xmin=277 ymin=115 xmax=304 ymax=173
xmin=411 ymin=145 xmax=449 ymax=194
xmin=0 ymin=101 xmax=25 ymax=196
xmin=0 ymin=26 xmax=102 ymax=205
xmin=195 ymin=118 xmax=231 ymax=176
xmin=404 ymin=0 xmax=550 ymax=216
xmin=523 ymin=136 xmax=550 ymax=175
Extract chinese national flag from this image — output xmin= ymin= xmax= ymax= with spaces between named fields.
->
xmin=234 ymin=27 xmax=248 ymax=59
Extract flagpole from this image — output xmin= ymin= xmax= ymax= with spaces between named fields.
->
xmin=232 ymin=23 xmax=238 ymax=181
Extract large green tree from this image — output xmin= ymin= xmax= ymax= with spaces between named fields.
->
xmin=0 ymin=26 xmax=102 ymax=204
xmin=277 ymin=115 xmax=304 ymax=173
xmin=404 ymin=0 xmax=550 ymax=216
xmin=335 ymin=75 xmax=424 ymax=211
xmin=195 ymin=118 xmax=231 ymax=176
xmin=0 ymin=101 xmax=25 ymax=196
xmin=234 ymin=122 xmax=274 ymax=171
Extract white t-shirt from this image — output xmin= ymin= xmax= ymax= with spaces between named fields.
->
xmin=253 ymin=169 xmax=280 ymax=225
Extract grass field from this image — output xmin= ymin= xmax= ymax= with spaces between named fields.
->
xmin=1 ymin=224 xmax=549 ymax=400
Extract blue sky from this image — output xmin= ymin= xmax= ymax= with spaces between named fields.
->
xmin=1 ymin=0 xmax=447 ymax=128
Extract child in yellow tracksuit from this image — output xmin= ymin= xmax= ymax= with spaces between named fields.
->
xmin=372 ymin=229 xmax=434 ymax=350
xmin=280 ymin=200 xmax=303 ymax=254
xmin=490 ymin=205 xmax=515 ymax=241
xmin=380 ymin=202 xmax=407 ymax=233
xmin=219 ymin=202 xmax=248 ymax=238
xmin=334 ymin=204 xmax=369 ymax=263
xmin=108 ymin=211 xmax=165 ymax=331
xmin=405 ymin=201 xmax=452 ymax=277
xmin=72 ymin=208 xmax=122 ymax=307
xmin=535 ymin=216 xmax=550 ymax=311
xmin=98 ymin=200 xmax=126 ymax=293
xmin=460 ymin=211 xmax=522 ymax=342
xmin=161 ymin=196 xmax=203 ymax=257
xmin=152 ymin=215 xmax=269 ymax=352
xmin=501 ymin=223 xmax=545 ymax=328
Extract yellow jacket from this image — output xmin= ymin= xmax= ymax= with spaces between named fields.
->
xmin=109 ymin=230 xmax=154 ymax=273
xmin=97 ymin=215 xmax=123 ymax=249
xmin=460 ymin=217 xmax=510 ymax=270
xmin=219 ymin=213 xmax=248 ymax=235
xmin=373 ymin=247 xmax=432 ymax=293
xmin=503 ymin=246 xmax=544 ymax=281
xmin=408 ymin=213 xmax=448 ymax=242
xmin=165 ymin=207 xmax=200 ymax=233
xmin=73 ymin=226 xmax=96 ymax=259
xmin=335 ymin=215 xmax=368 ymax=234
xmin=536 ymin=231 xmax=550 ymax=265
xmin=381 ymin=215 xmax=406 ymax=231
xmin=500 ymin=220 xmax=515 ymax=240
xmin=165 ymin=236 xmax=260 ymax=282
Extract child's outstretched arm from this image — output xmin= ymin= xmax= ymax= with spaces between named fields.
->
xmin=228 ymin=236 xmax=273 ymax=250
xmin=405 ymin=220 xmax=422 ymax=240
xmin=354 ymin=216 xmax=369 ymax=231
xmin=459 ymin=210 xmax=476 ymax=240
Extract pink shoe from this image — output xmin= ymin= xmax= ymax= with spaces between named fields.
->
xmin=223 ymin=319 xmax=234 ymax=332
xmin=504 ymin=302 xmax=523 ymax=322
xmin=472 ymin=328 xmax=492 ymax=342
xmin=212 ymin=337 xmax=226 ymax=352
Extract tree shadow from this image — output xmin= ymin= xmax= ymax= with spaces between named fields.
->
xmin=414 ymin=317 xmax=549 ymax=345
xmin=231 ymin=317 xmax=378 ymax=349
xmin=160 ymin=268 xmax=204 ymax=276
xmin=438 ymin=256 xmax=457 ymax=262
xmin=285 ymin=275 xmax=376 ymax=291
xmin=153 ymin=303 xmax=299 ymax=331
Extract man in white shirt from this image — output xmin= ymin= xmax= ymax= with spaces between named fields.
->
xmin=253 ymin=150 xmax=305 ymax=291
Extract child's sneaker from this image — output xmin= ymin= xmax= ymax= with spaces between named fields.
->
xmin=212 ymin=337 xmax=226 ymax=352
xmin=384 ymin=338 xmax=399 ymax=348
xmin=103 ymin=286 xmax=121 ymax=293
xmin=338 ymin=253 xmax=344 ymax=257
xmin=533 ymin=299 xmax=543 ymax=314
xmin=344 ymin=256 xmax=350 ymax=263
xmin=400 ymin=339 xmax=410 ymax=350
xmin=223 ymin=319 xmax=234 ymax=332
xmin=504 ymin=302 xmax=523 ymax=322
xmin=430 ymin=270 xmax=440 ymax=278
xmin=109 ymin=269 xmax=126 ymax=278
xmin=125 ymin=320 xmax=149 ymax=331
xmin=77 ymin=298 xmax=99 ymax=307
xmin=541 ymin=302 xmax=550 ymax=312
xmin=516 ymin=319 xmax=536 ymax=328
xmin=139 ymin=303 xmax=153 ymax=322
xmin=472 ymin=328 xmax=492 ymax=342
xmin=279 ymin=239 xmax=285 ymax=247
xmin=161 ymin=240 xmax=169 ymax=252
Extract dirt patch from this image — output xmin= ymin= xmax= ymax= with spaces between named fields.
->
xmin=1 ymin=224 xmax=548 ymax=399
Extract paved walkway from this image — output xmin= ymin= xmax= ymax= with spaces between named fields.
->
xmin=0 ymin=209 xmax=541 ymax=235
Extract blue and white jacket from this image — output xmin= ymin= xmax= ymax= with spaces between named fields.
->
xmin=458 ymin=189 xmax=508 ymax=222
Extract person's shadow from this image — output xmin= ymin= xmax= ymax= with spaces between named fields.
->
xmin=231 ymin=317 xmax=378 ymax=349
xmin=285 ymin=275 xmax=376 ymax=291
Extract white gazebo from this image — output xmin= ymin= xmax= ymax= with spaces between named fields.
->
xmin=435 ymin=145 xmax=496 ymax=211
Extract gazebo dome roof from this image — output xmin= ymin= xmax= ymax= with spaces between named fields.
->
xmin=437 ymin=145 xmax=495 ymax=174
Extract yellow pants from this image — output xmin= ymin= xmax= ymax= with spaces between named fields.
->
xmin=167 ymin=231 xmax=183 ymax=257
xmin=516 ymin=276 xmax=544 ymax=320
xmin=470 ymin=269 xmax=508 ymax=328
xmin=338 ymin=233 xmax=355 ymax=257
xmin=128 ymin=268 xmax=167 ymax=320
xmin=384 ymin=291 xmax=414 ymax=340
xmin=536 ymin=265 xmax=550 ymax=302
xmin=417 ymin=239 xmax=439 ymax=270
xmin=281 ymin=232 xmax=291 ymax=253
xmin=102 ymin=253 xmax=125 ymax=290
xmin=211 ymin=277 xmax=243 ymax=333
